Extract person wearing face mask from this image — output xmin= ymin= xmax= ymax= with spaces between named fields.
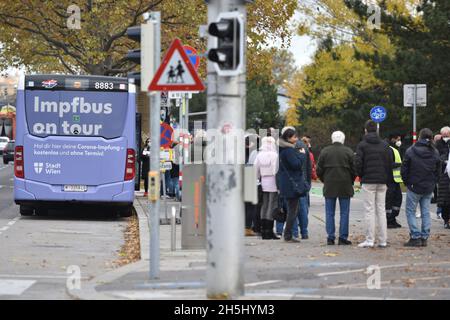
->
xmin=436 ymin=126 xmax=450 ymax=229
xmin=385 ymin=134 xmax=404 ymax=228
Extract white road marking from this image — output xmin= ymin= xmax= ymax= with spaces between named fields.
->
xmin=318 ymin=261 xmax=450 ymax=277
xmin=245 ymin=280 xmax=282 ymax=287
xmin=0 ymin=217 xmax=20 ymax=235
xmin=109 ymin=291 xmax=172 ymax=299
xmin=0 ymin=279 xmax=36 ymax=296
xmin=328 ymin=275 xmax=450 ymax=289
xmin=291 ymin=294 xmax=401 ymax=300
xmin=0 ymin=274 xmax=89 ymax=280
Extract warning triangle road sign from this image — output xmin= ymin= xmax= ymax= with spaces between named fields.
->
xmin=148 ymin=38 xmax=205 ymax=92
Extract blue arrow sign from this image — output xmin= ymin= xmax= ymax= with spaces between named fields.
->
xmin=370 ymin=106 xmax=387 ymax=123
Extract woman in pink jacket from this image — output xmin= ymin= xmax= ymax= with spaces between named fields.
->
xmin=254 ymin=136 xmax=280 ymax=240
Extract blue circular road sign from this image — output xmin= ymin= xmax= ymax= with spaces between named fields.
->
xmin=370 ymin=106 xmax=387 ymax=123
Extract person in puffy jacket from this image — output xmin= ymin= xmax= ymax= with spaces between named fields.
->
xmin=401 ymin=128 xmax=441 ymax=247
xmin=254 ymin=136 xmax=280 ymax=240
xmin=277 ymin=128 xmax=307 ymax=243
xmin=354 ymin=120 xmax=392 ymax=248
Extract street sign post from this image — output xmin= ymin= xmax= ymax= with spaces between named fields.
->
xmin=146 ymin=11 xmax=161 ymax=280
xmin=370 ymin=106 xmax=387 ymax=134
xmin=404 ymin=84 xmax=427 ymax=143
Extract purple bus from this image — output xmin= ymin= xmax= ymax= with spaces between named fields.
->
xmin=14 ymin=75 xmax=136 ymax=217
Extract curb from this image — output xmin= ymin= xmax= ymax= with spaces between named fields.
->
xmin=67 ymin=197 xmax=208 ymax=300
xmin=67 ymin=198 xmax=150 ymax=300
xmin=134 ymin=197 xmax=150 ymax=261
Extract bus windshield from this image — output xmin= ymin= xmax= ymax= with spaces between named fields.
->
xmin=25 ymin=90 xmax=128 ymax=139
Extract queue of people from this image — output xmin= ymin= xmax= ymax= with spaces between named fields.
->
xmin=140 ymin=121 xmax=450 ymax=248
xmin=246 ymin=121 xmax=450 ymax=248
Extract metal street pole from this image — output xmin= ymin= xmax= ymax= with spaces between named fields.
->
xmin=148 ymin=11 xmax=161 ymax=279
xmin=184 ymin=95 xmax=190 ymax=164
xmin=413 ymin=84 xmax=417 ymax=144
xmin=206 ymin=0 xmax=247 ymax=299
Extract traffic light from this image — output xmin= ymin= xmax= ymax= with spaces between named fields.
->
xmin=207 ymin=12 xmax=244 ymax=76
xmin=125 ymin=23 xmax=154 ymax=91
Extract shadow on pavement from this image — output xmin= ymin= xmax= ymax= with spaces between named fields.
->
xmin=20 ymin=207 xmax=130 ymax=222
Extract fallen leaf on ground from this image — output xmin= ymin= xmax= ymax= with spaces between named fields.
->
xmin=323 ymin=252 xmax=340 ymax=257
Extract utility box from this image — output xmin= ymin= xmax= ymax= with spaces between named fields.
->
xmin=181 ymin=164 xmax=206 ymax=249
xmin=243 ymin=165 xmax=258 ymax=204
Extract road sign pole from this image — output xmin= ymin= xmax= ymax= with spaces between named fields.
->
xmin=184 ymin=95 xmax=190 ymax=164
xmin=377 ymin=123 xmax=380 ymax=135
xmin=206 ymin=0 xmax=247 ymax=299
xmin=413 ymin=84 xmax=417 ymax=144
xmin=148 ymin=11 xmax=161 ymax=279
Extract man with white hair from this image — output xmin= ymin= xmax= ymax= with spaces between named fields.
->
xmin=317 ymin=131 xmax=357 ymax=245
xmin=436 ymin=126 xmax=450 ymax=229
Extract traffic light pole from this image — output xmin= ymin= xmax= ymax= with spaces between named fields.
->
xmin=206 ymin=0 xmax=247 ymax=299
xmin=148 ymin=11 xmax=161 ymax=279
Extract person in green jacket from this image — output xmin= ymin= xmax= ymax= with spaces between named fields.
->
xmin=317 ymin=131 xmax=357 ymax=245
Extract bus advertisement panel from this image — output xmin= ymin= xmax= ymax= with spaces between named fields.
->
xmin=14 ymin=75 xmax=136 ymax=217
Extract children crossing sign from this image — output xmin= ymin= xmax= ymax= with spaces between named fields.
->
xmin=148 ymin=39 xmax=205 ymax=92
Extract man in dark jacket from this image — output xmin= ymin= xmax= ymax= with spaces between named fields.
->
xmin=317 ymin=131 xmax=356 ymax=245
xmin=355 ymin=120 xmax=392 ymax=248
xmin=435 ymin=126 xmax=450 ymax=229
xmin=401 ymin=128 xmax=441 ymax=247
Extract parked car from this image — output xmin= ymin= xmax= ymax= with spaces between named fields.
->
xmin=3 ymin=140 xmax=14 ymax=164
xmin=0 ymin=136 xmax=10 ymax=156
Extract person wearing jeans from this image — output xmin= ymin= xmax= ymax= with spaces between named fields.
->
xmin=401 ymin=128 xmax=441 ymax=247
xmin=294 ymin=195 xmax=309 ymax=239
xmin=354 ymin=120 xmax=392 ymax=248
xmin=325 ymin=197 xmax=350 ymax=244
xmin=405 ymin=192 xmax=432 ymax=243
xmin=317 ymin=131 xmax=356 ymax=245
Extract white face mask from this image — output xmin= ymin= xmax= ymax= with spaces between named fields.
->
xmin=395 ymin=141 xmax=402 ymax=148
xmin=443 ymin=137 xmax=450 ymax=143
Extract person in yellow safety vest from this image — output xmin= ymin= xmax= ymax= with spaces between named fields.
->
xmin=386 ymin=134 xmax=404 ymax=228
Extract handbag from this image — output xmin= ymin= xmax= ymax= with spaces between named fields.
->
xmin=272 ymin=196 xmax=287 ymax=223
xmin=279 ymin=153 xmax=310 ymax=198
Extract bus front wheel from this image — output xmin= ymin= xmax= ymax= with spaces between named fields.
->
xmin=20 ymin=205 xmax=34 ymax=216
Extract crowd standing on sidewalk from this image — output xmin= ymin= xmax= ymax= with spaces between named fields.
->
xmin=139 ymin=121 xmax=450 ymax=248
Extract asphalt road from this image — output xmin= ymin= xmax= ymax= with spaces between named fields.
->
xmin=92 ymin=184 xmax=450 ymax=300
xmin=0 ymin=164 xmax=128 ymax=299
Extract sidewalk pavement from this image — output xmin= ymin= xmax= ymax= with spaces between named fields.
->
xmin=68 ymin=184 xmax=450 ymax=300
